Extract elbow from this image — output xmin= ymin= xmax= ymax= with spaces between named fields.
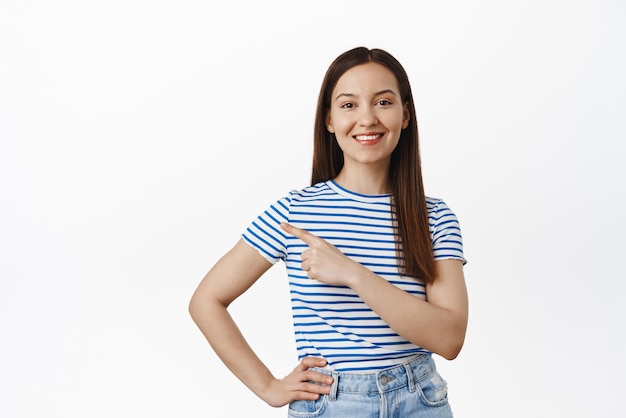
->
xmin=188 ymin=292 xmax=206 ymax=324
xmin=438 ymin=340 xmax=464 ymax=360
xmin=440 ymin=312 xmax=468 ymax=360
xmin=412 ymin=333 xmax=465 ymax=360
xmin=435 ymin=322 xmax=467 ymax=360
xmin=188 ymin=290 xmax=228 ymax=324
xmin=188 ymin=296 xmax=199 ymax=322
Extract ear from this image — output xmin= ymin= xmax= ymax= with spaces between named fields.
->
xmin=325 ymin=114 xmax=335 ymax=133
xmin=402 ymin=103 xmax=410 ymax=129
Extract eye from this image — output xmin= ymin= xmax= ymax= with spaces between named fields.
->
xmin=340 ymin=102 xmax=356 ymax=109
xmin=376 ymin=99 xmax=392 ymax=106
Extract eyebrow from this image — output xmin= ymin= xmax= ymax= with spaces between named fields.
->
xmin=334 ymin=89 xmax=398 ymax=101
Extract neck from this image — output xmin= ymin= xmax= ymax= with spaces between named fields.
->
xmin=334 ymin=166 xmax=390 ymax=195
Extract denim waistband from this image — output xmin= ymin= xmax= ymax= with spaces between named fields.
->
xmin=310 ymin=354 xmax=435 ymax=401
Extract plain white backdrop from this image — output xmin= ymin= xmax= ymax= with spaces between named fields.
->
xmin=1 ymin=1 xmax=625 ymax=417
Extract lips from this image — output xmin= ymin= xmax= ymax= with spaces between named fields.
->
xmin=354 ymin=133 xmax=383 ymax=141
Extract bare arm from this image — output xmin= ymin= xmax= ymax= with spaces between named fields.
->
xmin=281 ymin=223 xmax=468 ymax=360
xmin=188 ymin=238 xmax=332 ymax=407
xmin=347 ymin=259 xmax=467 ymax=360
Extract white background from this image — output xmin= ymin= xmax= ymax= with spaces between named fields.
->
xmin=1 ymin=1 xmax=625 ymax=417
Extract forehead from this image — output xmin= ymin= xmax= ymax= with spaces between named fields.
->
xmin=332 ymin=62 xmax=400 ymax=96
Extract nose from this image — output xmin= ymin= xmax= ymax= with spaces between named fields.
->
xmin=358 ymin=105 xmax=378 ymax=127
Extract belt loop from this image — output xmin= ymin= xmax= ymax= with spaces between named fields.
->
xmin=404 ymin=362 xmax=416 ymax=393
xmin=329 ymin=371 xmax=339 ymax=401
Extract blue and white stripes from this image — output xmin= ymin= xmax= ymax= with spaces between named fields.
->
xmin=242 ymin=180 xmax=465 ymax=372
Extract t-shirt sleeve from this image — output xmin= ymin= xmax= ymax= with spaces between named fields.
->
xmin=241 ymin=194 xmax=292 ymax=264
xmin=429 ymin=199 xmax=467 ymax=265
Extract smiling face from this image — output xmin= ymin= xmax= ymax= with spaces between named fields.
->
xmin=326 ymin=62 xmax=410 ymax=176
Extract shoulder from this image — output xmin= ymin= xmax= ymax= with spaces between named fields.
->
xmin=425 ymin=196 xmax=457 ymax=219
xmin=425 ymin=197 xmax=463 ymax=238
xmin=263 ymin=182 xmax=332 ymax=213
xmin=285 ymin=182 xmax=335 ymax=202
xmin=288 ymin=181 xmax=332 ymax=197
xmin=426 ymin=196 xmax=466 ymax=263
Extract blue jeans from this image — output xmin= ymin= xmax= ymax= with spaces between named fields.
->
xmin=287 ymin=354 xmax=453 ymax=417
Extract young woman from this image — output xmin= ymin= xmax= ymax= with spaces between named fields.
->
xmin=189 ymin=46 xmax=468 ymax=417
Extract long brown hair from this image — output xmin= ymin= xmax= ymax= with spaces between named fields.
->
xmin=311 ymin=47 xmax=436 ymax=283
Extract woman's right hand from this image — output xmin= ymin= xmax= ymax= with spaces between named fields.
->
xmin=261 ymin=357 xmax=334 ymax=408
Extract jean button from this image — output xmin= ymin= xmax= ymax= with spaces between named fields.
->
xmin=379 ymin=375 xmax=395 ymax=385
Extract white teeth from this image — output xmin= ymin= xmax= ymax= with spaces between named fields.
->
xmin=355 ymin=134 xmax=381 ymax=141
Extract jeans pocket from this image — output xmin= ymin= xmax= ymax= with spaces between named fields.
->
xmin=287 ymin=395 xmax=328 ymax=417
xmin=416 ymin=370 xmax=449 ymax=407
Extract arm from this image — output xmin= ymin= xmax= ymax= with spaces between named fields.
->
xmin=281 ymin=223 xmax=468 ymax=360
xmin=347 ymin=259 xmax=467 ymax=360
xmin=188 ymin=238 xmax=332 ymax=407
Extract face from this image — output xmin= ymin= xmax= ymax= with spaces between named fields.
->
xmin=326 ymin=62 xmax=409 ymax=172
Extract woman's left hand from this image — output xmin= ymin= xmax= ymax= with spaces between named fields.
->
xmin=281 ymin=222 xmax=364 ymax=287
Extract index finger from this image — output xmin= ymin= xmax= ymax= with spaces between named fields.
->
xmin=280 ymin=222 xmax=320 ymax=245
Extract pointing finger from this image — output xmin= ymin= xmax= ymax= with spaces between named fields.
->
xmin=280 ymin=222 xmax=320 ymax=245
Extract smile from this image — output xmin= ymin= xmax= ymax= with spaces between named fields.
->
xmin=354 ymin=133 xmax=383 ymax=141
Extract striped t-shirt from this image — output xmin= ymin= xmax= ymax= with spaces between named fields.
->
xmin=242 ymin=180 xmax=465 ymax=372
